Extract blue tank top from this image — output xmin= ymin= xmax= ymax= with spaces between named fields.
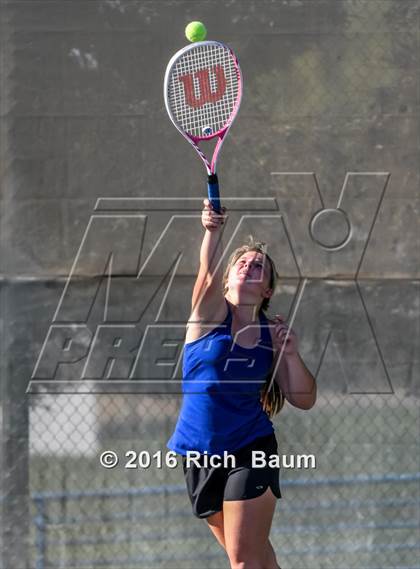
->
xmin=167 ymin=302 xmax=275 ymax=455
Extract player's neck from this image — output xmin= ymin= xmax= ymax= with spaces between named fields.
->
xmin=226 ymin=297 xmax=260 ymax=323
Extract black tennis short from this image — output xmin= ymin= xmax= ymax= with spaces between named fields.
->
xmin=181 ymin=433 xmax=281 ymax=519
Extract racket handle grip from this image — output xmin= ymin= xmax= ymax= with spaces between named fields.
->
xmin=207 ymin=173 xmax=221 ymax=213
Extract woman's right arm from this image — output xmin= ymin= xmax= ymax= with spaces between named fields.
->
xmin=190 ymin=200 xmax=226 ymax=322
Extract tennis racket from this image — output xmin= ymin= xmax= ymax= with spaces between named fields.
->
xmin=164 ymin=41 xmax=242 ymax=212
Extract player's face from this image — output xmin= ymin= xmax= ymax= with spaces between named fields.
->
xmin=228 ymin=252 xmax=272 ymax=292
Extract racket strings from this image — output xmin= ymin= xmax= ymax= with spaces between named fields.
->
xmin=168 ymin=43 xmax=240 ymax=138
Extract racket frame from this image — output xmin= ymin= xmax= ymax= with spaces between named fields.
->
xmin=163 ymin=40 xmax=243 ymax=177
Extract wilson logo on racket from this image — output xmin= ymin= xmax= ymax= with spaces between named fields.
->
xmin=178 ymin=65 xmax=227 ymax=108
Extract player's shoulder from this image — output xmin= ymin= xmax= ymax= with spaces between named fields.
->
xmin=186 ymin=301 xmax=228 ymax=343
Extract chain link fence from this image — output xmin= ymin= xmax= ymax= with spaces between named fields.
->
xmin=28 ymin=390 xmax=419 ymax=569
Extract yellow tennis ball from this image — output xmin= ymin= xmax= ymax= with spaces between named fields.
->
xmin=185 ymin=21 xmax=207 ymax=43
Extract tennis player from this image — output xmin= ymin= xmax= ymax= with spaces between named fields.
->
xmin=167 ymin=200 xmax=316 ymax=569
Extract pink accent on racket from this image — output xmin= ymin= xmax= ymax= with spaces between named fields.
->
xmin=164 ymin=41 xmax=242 ymax=211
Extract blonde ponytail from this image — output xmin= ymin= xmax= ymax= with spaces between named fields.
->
xmin=260 ymin=376 xmax=285 ymax=418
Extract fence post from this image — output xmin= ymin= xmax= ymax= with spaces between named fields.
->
xmin=34 ymin=497 xmax=46 ymax=569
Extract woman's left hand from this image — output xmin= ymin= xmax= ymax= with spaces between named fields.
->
xmin=273 ymin=315 xmax=299 ymax=357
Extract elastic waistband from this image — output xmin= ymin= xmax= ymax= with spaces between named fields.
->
xmin=181 ymin=433 xmax=276 ymax=462
xmin=232 ymin=433 xmax=276 ymax=457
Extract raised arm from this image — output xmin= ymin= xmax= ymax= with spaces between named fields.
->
xmin=190 ymin=199 xmax=226 ymax=322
